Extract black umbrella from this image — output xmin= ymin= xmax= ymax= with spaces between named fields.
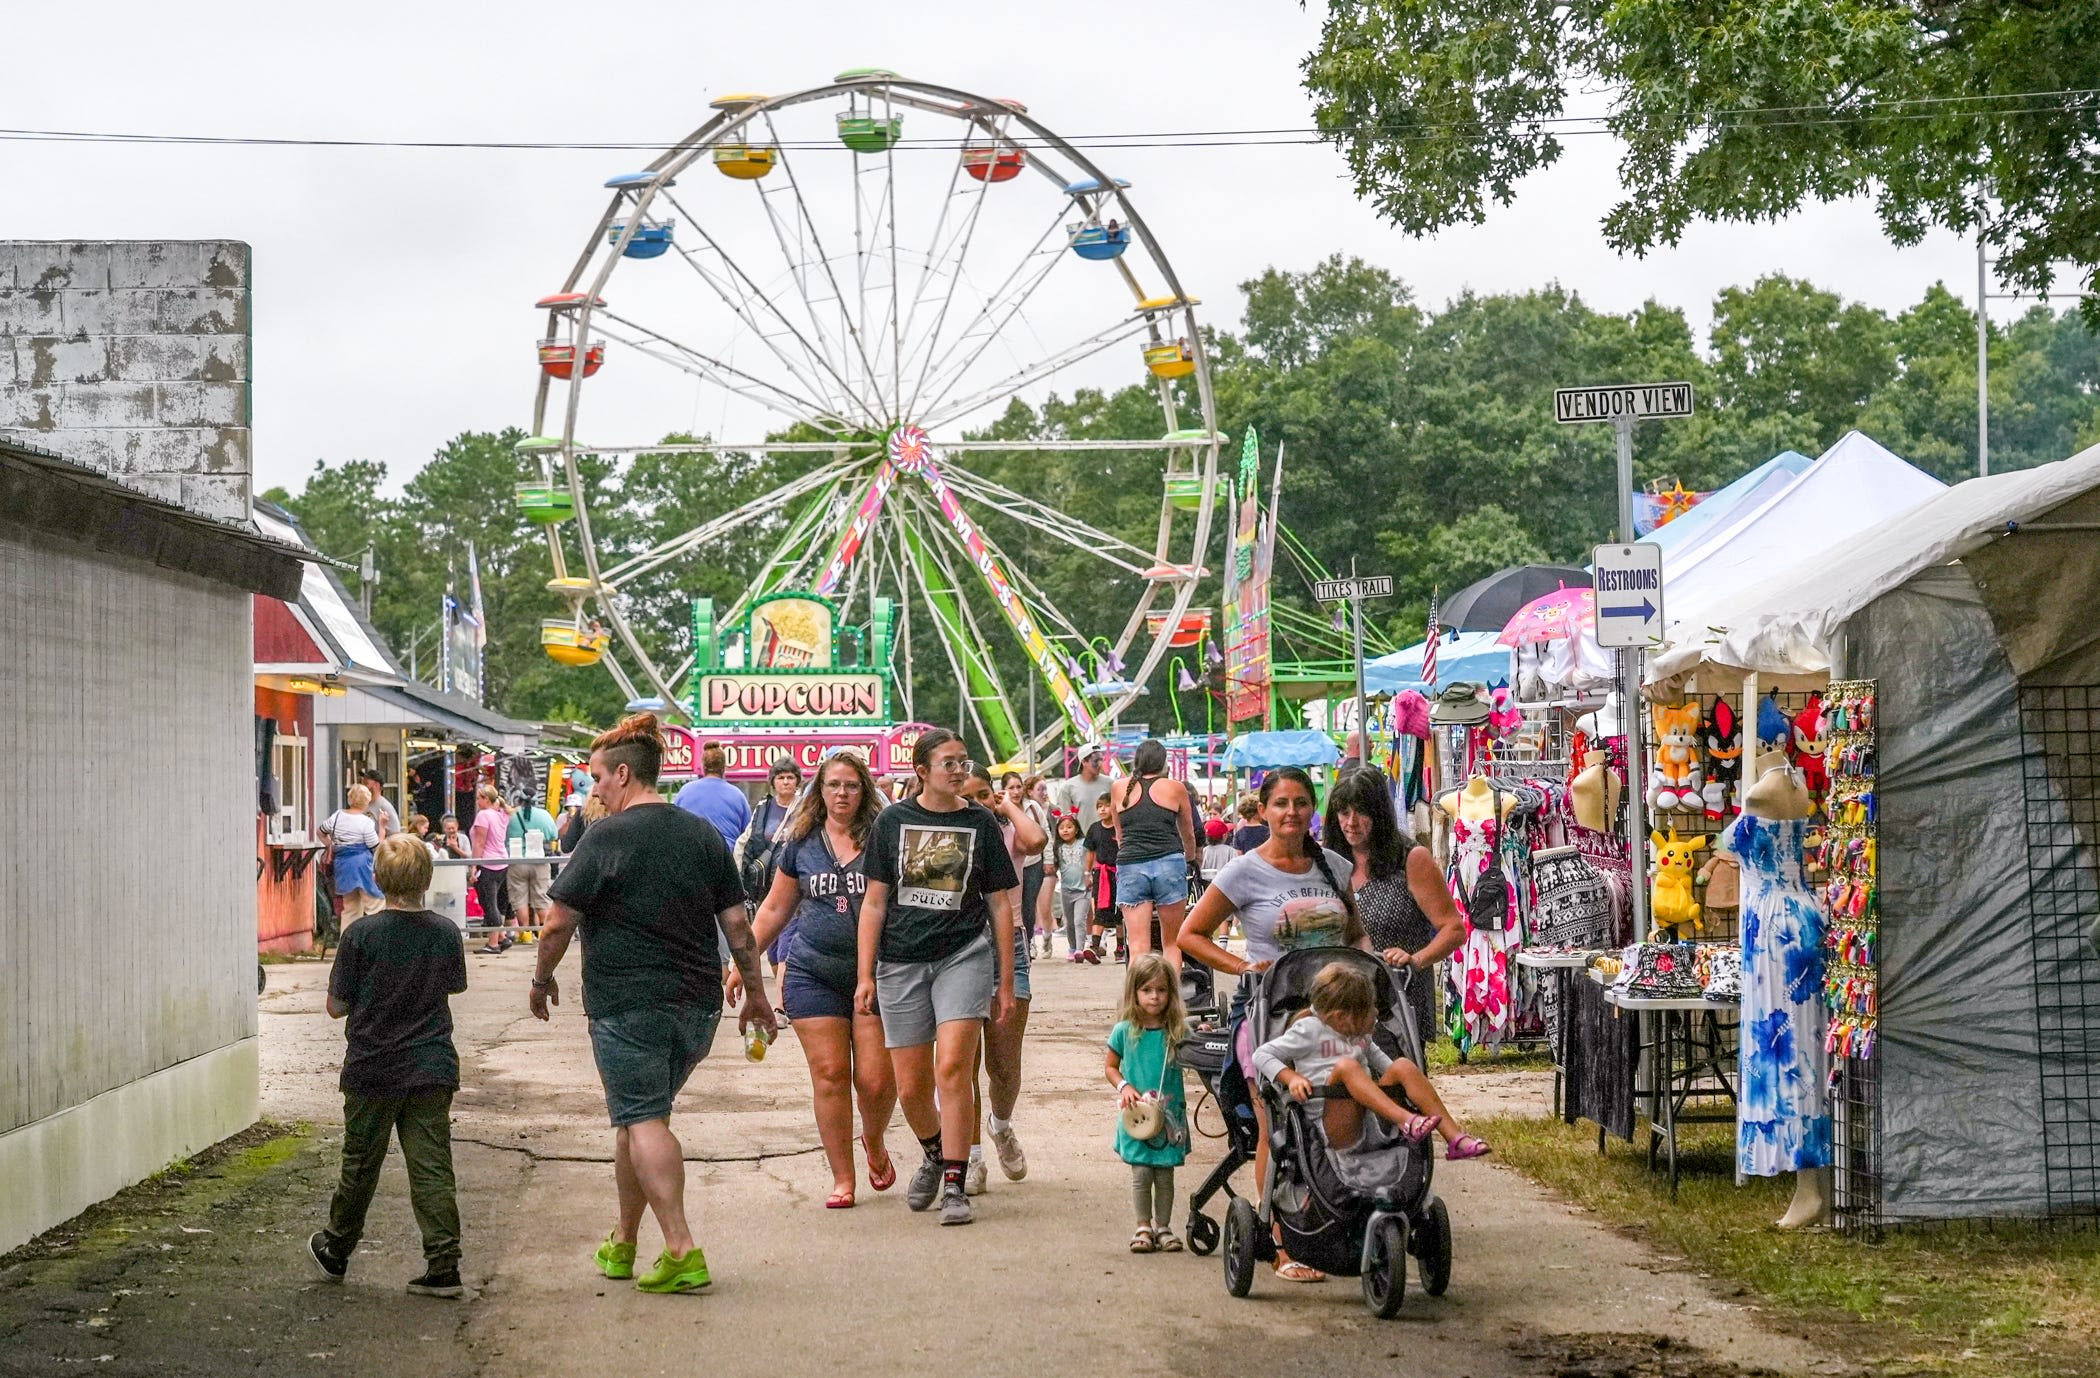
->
xmin=1438 ymin=564 xmax=1592 ymax=632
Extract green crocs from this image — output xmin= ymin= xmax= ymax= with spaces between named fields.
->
xmin=635 ymin=1246 xmax=711 ymax=1294
xmin=594 ymin=1234 xmax=637 ymax=1281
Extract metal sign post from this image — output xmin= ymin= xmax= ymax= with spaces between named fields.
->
xmin=1557 ymin=383 xmax=1694 ymax=940
xmin=1314 ymin=569 xmax=1394 ymax=757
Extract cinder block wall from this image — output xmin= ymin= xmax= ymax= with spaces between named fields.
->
xmin=0 ymin=241 xmax=251 ymax=522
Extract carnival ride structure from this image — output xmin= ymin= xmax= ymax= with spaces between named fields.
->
xmin=518 ymin=71 xmax=1222 ymax=761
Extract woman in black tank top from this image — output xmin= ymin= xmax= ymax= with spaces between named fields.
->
xmin=1111 ymin=740 xmax=1200 ymax=968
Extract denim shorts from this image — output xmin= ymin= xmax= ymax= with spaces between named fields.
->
xmin=1116 ymin=853 xmax=1189 ymax=908
xmin=1011 ymin=923 xmax=1032 ymax=1002
xmin=587 ymin=1001 xmax=721 ymax=1128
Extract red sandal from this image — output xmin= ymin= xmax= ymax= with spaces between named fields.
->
xmin=863 ymin=1134 xmax=897 ymax=1192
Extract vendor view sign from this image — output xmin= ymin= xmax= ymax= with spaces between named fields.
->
xmin=1592 ymin=543 xmax=1665 ymax=648
xmin=696 ymin=671 xmax=889 ymax=727
xmin=1554 ymin=382 xmax=1695 ymax=424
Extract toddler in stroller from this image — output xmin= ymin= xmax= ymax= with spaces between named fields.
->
xmin=1215 ymin=948 xmax=1473 ymax=1317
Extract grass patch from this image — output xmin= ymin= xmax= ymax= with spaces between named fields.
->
xmin=1425 ymin=1039 xmax=1554 ymax=1074
xmin=1475 ymin=1113 xmax=2100 ymax=1377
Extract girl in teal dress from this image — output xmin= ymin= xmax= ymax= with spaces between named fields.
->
xmin=1106 ymin=953 xmax=1189 ymax=1253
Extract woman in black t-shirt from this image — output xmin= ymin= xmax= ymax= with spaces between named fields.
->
xmin=855 ymin=729 xmax=1020 ymax=1226
xmin=741 ymin=752 xmax=896 ymax=1209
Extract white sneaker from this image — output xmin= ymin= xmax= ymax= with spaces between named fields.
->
xmin=989 ymin=1122 xmax=1027 ymax=1180
xmin=964 ymin=1155 xmax=988 ymax=1196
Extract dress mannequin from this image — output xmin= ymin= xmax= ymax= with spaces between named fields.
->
xmin=1726 ymin=762 xmax=1830 ymax=1228
xmin=1570 ymin=749 xmax=1621 ymax=832
xmin=1441 ymin=776 xmax=1518 ymax=823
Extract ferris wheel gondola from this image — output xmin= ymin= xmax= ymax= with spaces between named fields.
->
xmin=523 ymin=70 xmax=1221 ymax=762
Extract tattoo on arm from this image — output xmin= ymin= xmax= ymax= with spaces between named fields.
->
xmin=718 ymin=907 xmax=767 ymax=989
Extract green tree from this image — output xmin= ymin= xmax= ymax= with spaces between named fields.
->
xmin=1302 ymin=1 xmax=2100 ymax=304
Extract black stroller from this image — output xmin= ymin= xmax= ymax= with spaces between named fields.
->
xmin=1183 ymin=947 xmax=1451 ymax=1317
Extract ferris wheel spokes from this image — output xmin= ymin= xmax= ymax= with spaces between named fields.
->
xmin=920 ymin=313 xmax=1153 ymax=432
xmin=904 ymin=207 xmax=1074 ymax=421
xmin=738 ymin=133 xmax=893 ymax=423
xmin=656 ymin=185 xmax=880 ymax=422
xmin=891 ymin=137 xmax=998 ymax=372
xmin=936 ymin=464 xmax=1156 ymax=575
xmin=597 ymin=453 xmax=868 ymax=587
xmin=592 ymin=311 xmax=853 ymax=432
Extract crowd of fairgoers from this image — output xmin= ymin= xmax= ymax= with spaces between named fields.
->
xmin=308 ymin=720 xmax=1485 ymax=1297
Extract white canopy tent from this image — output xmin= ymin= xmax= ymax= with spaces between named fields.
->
xmin=1651 ymin=445 xmax=2100 ymax=682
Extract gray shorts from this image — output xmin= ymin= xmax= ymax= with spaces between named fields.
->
xmin=876 ymin=934 xmax=995 ymax=1048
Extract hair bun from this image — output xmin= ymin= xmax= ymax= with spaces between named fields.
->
xmin=609 ymin=711 xmax=662 ymax=743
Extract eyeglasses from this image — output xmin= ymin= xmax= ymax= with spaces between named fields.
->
xmin=932 ymin=757 xmax=977 ymax=774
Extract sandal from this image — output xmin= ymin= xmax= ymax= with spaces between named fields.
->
xmin=1129 ymin=1225 xmax=1157 ymax=1254
xmin=825 ymin=1188 xmax=855 ymax=1209
xmin=1402 ymin=1113 xmax=1442 ymax=1144
xmin=863 ymin=1135 xmax=897 ymax=1192
xmin=1446 ymin=1134 xmax=1492 ymax=1161
xmin=1273 ymin=1259 xmax=1326 ymax=1283
xmin=1152 ymin=1225 xmax=1183 ymax=1253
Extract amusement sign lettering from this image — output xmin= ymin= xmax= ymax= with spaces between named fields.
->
xmin=696 ymin=671 xmax=889 ymax=726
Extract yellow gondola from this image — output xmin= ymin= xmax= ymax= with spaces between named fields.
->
xmin=714 ymin=144 xmax=776 ymax=179
xmin=542 ymin=618 xmax=609 ymax=667
xmin=1143 ymin=340 xmax=1196 ymax=379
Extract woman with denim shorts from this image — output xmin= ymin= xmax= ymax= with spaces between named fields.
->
xmin=1110 ymin=739 xmax=1201 ymax=969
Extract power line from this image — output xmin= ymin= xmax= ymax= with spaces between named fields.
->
xmin=0 ymin=86 xmax=2095 ymax=154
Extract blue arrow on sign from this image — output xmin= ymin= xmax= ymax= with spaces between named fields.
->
xmin=1601 ymin=598 xmax=1656 ymax=620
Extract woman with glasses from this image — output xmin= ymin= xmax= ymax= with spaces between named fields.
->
xmin=738 ymin=751 xmax=898 ymax=1209
xmin=856 ymin=729 xmax=1020 ymax=1227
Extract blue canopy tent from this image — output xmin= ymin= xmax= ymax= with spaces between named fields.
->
xmin=1364 ymin=629 xmax=1512 ymax=695
xmin=1221 ymin=729 xmax=1340 ymax=770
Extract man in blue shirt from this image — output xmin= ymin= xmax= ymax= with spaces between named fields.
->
xmin=673 ymin=743 xmax=750 ymax=847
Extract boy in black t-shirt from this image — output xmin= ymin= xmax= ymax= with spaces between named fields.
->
xmin=308 ymin=835 xmax=469 ymax=1298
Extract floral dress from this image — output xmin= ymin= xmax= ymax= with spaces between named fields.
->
xmin=1721 ymin=813 xmax=1832 ymax=1180
xmin=1445 ymin=814 xmax=1514 ymax=1054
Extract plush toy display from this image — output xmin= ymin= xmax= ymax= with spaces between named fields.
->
xmin=1649 ymin=827 xmax=1710 ymax=939
xmin=1790 ymin=693 xmax=1829 ymax=800
xmin=1700 ymin=698 xmax=1743 ymax=820
xmin=1647 ymin=699 xmax=1705 ymax=812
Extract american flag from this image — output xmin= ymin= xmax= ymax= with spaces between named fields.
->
xmin=1422 ymin=589 xmax=1440 ymax=687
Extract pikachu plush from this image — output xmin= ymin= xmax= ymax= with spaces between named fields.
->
xmin=1649 ymin=827 xmax=1709 ymax=939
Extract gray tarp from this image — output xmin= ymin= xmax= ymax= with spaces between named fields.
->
xmin=1847 ymin=568 xmax=2048 ymax=1217
xmin=1851 ymin=563 xmax=2100 ymax=1219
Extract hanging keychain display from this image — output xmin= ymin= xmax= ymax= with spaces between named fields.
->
xmin=1818 ymin=679 xmax=1878 ymax=1064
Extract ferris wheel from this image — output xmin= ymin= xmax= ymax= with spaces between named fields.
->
xmin=519 ymin=70 xmax=1222 ymax=761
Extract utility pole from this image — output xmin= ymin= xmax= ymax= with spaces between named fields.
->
xmin=1977 ymin=234 xmax=1991 ymax=478
xmin=358 ymin=544 xmax=378 ymax=616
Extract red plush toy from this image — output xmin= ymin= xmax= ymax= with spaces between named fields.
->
xmin=1789 ymin=694 xmax=1829 ymax=799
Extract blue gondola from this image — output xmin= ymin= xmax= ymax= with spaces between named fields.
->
xmin=609 ymin=221 xmax=675 ymax=259
xmin=1062 ymin=175 xmax=1132 ymax=196
xmin=603 ymin=171 xmax=676 ymax=190
xmin=1068 ymin=223 xmax=1130 ymax=261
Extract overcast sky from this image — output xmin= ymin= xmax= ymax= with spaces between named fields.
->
xmin=4 ymin=1 xmax=2003 ymax=496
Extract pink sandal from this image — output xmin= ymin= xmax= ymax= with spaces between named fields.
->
xmin=1446 ymin=1134 xmax=1492 ymax=1160
xmin=1402 ymin=1113 xmax=1442 ymax=1144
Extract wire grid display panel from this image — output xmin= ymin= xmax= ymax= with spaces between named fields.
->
xmin=1636 ymin=688 xmax=1824 ymax=944
xmin=1832 ymin=1052 xmax=1883 ymax=1238
xmin=2016 ymin=685 xmax=2100 ymax=1217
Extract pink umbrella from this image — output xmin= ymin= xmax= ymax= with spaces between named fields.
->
xmin=1498 ymin=586 xmax=1595 ymax=646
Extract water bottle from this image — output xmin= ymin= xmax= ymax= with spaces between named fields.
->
xmin=743 ymin=1025 xmax=773 ymax=1062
